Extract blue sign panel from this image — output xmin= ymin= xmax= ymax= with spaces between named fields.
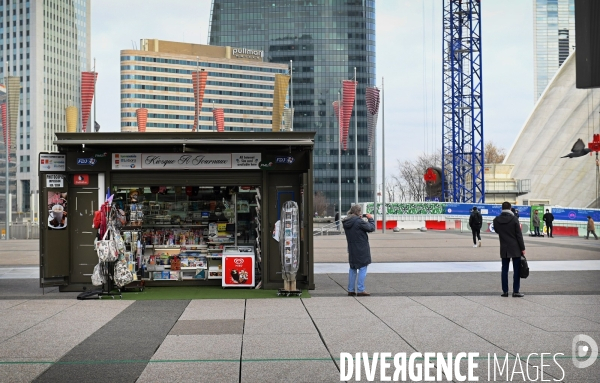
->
xmin=445 ymin=203 xmax=502 ymax=217
xmin=551 ymin=208 xmax=600 ymax=222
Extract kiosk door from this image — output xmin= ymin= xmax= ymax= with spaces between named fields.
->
xmin=40 ymin=173 xmax=69 ymax=287
xmin=70 ymin=186 xmax=99 ymax=283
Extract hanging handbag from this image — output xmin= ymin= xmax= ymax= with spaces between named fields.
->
xmin=91 ymin=263 xmax=106 ymax=286
xmin=95 ymin=226 xmax=118 ymax=262
xmin=113 ymin=260 xmax=133 ymax=287
xmin=113 ymin=229 xmax=126 ymax=254
xmin=520 ymin=255 xmax=529 ymax=279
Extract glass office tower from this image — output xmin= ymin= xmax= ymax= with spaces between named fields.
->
xmin=209 ymin=0 xmax=376 ymax=213
xmin=0 ymin=0 xmax=90 ymax=218
xmin=533 ymin=0 xmax=575 ymax=101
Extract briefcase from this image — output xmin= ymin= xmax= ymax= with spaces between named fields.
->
xmin=520 ymin=255 xmax=529 ymax=279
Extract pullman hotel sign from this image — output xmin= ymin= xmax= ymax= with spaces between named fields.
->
xmin=112 ymin=153 xmax=261 ymax=170
xmin=231 ymin=48 xmax=264 ymax=60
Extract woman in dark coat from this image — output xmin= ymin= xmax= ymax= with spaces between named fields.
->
xmin=342 ymin=204 xmax=375 ymax=296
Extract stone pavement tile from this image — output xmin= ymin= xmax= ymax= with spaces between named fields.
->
xmin=551 ymin=358 xmax=600 ymax=382
xmin=137 ymin=361 xmax=239 ymax=383
xmin=313 ymin=316 xmax=389 ymax=341
xmin=169 ymin=319 xmax=244 ymax=335
xmin=0 ymin=318 xmax=108 ymax=360
xmin=0 ymin=358 xmax=52 ymax=383
xmin=304 ymin=305 xmax=375 ymax=320
xmin=545 ymin=304 xmax=600 ymax=323
xmin=244 ymin=299 xmax=309 ymax=320
xmin=151 ymin=334 xmax=242 ymax=361
xmin=323 ymin=332 xmax=415 ymax=357
xmin=241 ymin=360 xmax=339 ymax=383
xmin=242 ymin=333 xmax=330 ymax=360
xmin=524 ymin=294 xmax=600 ymax=305
xmin=518 ymin=316 xmax=600 ymax=332
xmin=179 ymin=299 xmax=245 ymax=320
xmin=0 ymin=300 xmax=27 ymax=310
xmin=466 ymin=295 xmax=571 ymax=317
xmin=243 ymin=317 xmax=317 ymax=335
xmin=381 ymin=315 xmax=505 ymax=355
xmin=357 ymin=296 xmax=444 ymax=318
xmin=452 ymin=316 xmax=572 ymax=355
xmin=302 ymin=297 xmax=373 ymax=319
xmin=454 ymin=356 xmax=558 ymax=383
xmin=410 ymin=295 xmax=510 ymax=320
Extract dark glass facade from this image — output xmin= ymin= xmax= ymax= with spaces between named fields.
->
xmin=209 ymin=0 xmax=376 ymax=213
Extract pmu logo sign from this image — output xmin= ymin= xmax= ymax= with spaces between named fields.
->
xmin=77 ymin=158 xmax=97 ymax=166
xmin=275 ymin=156 xmax=295 ymax=164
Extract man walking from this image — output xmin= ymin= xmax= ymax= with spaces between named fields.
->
xmin=343 ymin=205 xmax=375 ymax=296
xmin=543 ymin=209 xmax=554 ymax=238
xmin=469 ymin=206 xmax=483 ymax=247
xmin=532 ymin=210 xmax=542 ymax=237
xmin=586 ymin=216 xmax=598 ymax=240
xmin=493 ymin=202 xmax=526 ymax=298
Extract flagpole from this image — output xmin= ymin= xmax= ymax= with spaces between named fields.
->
xmin=338 ymin=90 xmax=341 ymax=217
xmin=382 ymin=76 xmax=386 ymax=233
xmin=290 ymin=60 xmax=293 ymax=130
xmin=196 ymin=57 xmax=199 ymax=132
xmin=92 ymin=58 xmax=96 ymax=133
xmin=354 ymin=67 xmax=358 ymax=206
xmin=372 ymin=85 xmax=377 ymax=227
xmin=4 ymin=62 xmax=9 ymax=240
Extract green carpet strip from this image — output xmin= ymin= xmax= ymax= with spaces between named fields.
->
xmin=120 ymin=286 xmax=310 ymax=300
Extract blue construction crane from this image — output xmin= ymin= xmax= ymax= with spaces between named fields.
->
xmin=442 ymin=0 xmax=484 ymax=203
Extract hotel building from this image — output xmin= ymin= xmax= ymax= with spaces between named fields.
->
xmin=120 ymin=39 xmax=288 ymax=132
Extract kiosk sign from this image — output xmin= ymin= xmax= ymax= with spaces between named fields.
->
xmin=111 ymin=153 xmax=261 ymax=170
xmin=112 ymin=153 xmax=141 ymax=169
xmin=40 ymin=154 xmax=66 ymax=172
xmin=46 ymin=174 xmax=64 ymax=188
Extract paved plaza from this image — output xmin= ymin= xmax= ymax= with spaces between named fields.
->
xmin=0 ymin=231 xmax=598 ymax=382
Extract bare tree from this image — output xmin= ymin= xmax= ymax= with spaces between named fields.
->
xmin=313 ymin=191 xmax=329 ymax=217
xmin=485 ymin=141 xmax=506 ymax=164
xmin=394 ymin=151 xmax=442 ymax=202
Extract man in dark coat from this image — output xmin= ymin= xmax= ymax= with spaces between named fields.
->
xmin=469 ymin=206 xmax=483 ymax=248
xmin=543 ymin=209 xmax=554 ymax=238
xmin=342 ymin=204 xmax=375 ymax=296
xmin=493 ymin=201 xmax=526 ymax=297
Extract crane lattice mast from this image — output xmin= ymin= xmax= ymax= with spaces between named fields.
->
xmin=442 ymin=0 xmax=484 ymax=203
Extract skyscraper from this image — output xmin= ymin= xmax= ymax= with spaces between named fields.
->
xmin=0 ymin=0 xmax=90 ymax=218
xmin=533 ymin=0 xmax=575 ymax=101
xmin=209 ymin=0 xmax=376 ymax=212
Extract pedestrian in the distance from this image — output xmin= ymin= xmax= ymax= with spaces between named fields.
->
xmin=469 ymin=206 xmax=482 ymax=248
xmin=342 ymin=205 xmax=375 ymax=296
xmin=493 ymin=201 xmax=526 ymax=298
xmin=532 ymin=210 xmax=541 ymax=237
xmin=586 ymin=216 xmax=598 ymax=240
xmin=335 ymin=211 xmax=340 ymax=230
xmin=543 ymin=209 xmax=554 ymax=238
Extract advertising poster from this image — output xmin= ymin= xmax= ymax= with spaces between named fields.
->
xmin=223 ymin=256 xmax=254 ymax=286
xmin=551 ymin=208 xmax=600 ymax=222
xmin=47 ymin=192 xmax=67 ymax=230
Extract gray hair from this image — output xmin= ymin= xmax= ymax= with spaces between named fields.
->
xmin=348 ymin=205 xmax=362 ymax=216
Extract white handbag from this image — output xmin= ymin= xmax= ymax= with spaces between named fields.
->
xmin=114 ymin=260 xmax=133 ymax=287
xmin=91 ymin=263 xmax=106 ymax=286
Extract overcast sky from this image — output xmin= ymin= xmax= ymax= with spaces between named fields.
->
xmin=91 ymin=0 xmax=534 ymax=185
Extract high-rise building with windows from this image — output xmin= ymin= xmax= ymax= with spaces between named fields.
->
xmin=120 ymin=39 xmax=288 ymax=132
xmin=0 ymin=0 xmax=90 ymax=219
xmin=533 ymin=0 xmax=575 ymax=101
xmin=209 ymin=0 xmax=376 ymax=212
